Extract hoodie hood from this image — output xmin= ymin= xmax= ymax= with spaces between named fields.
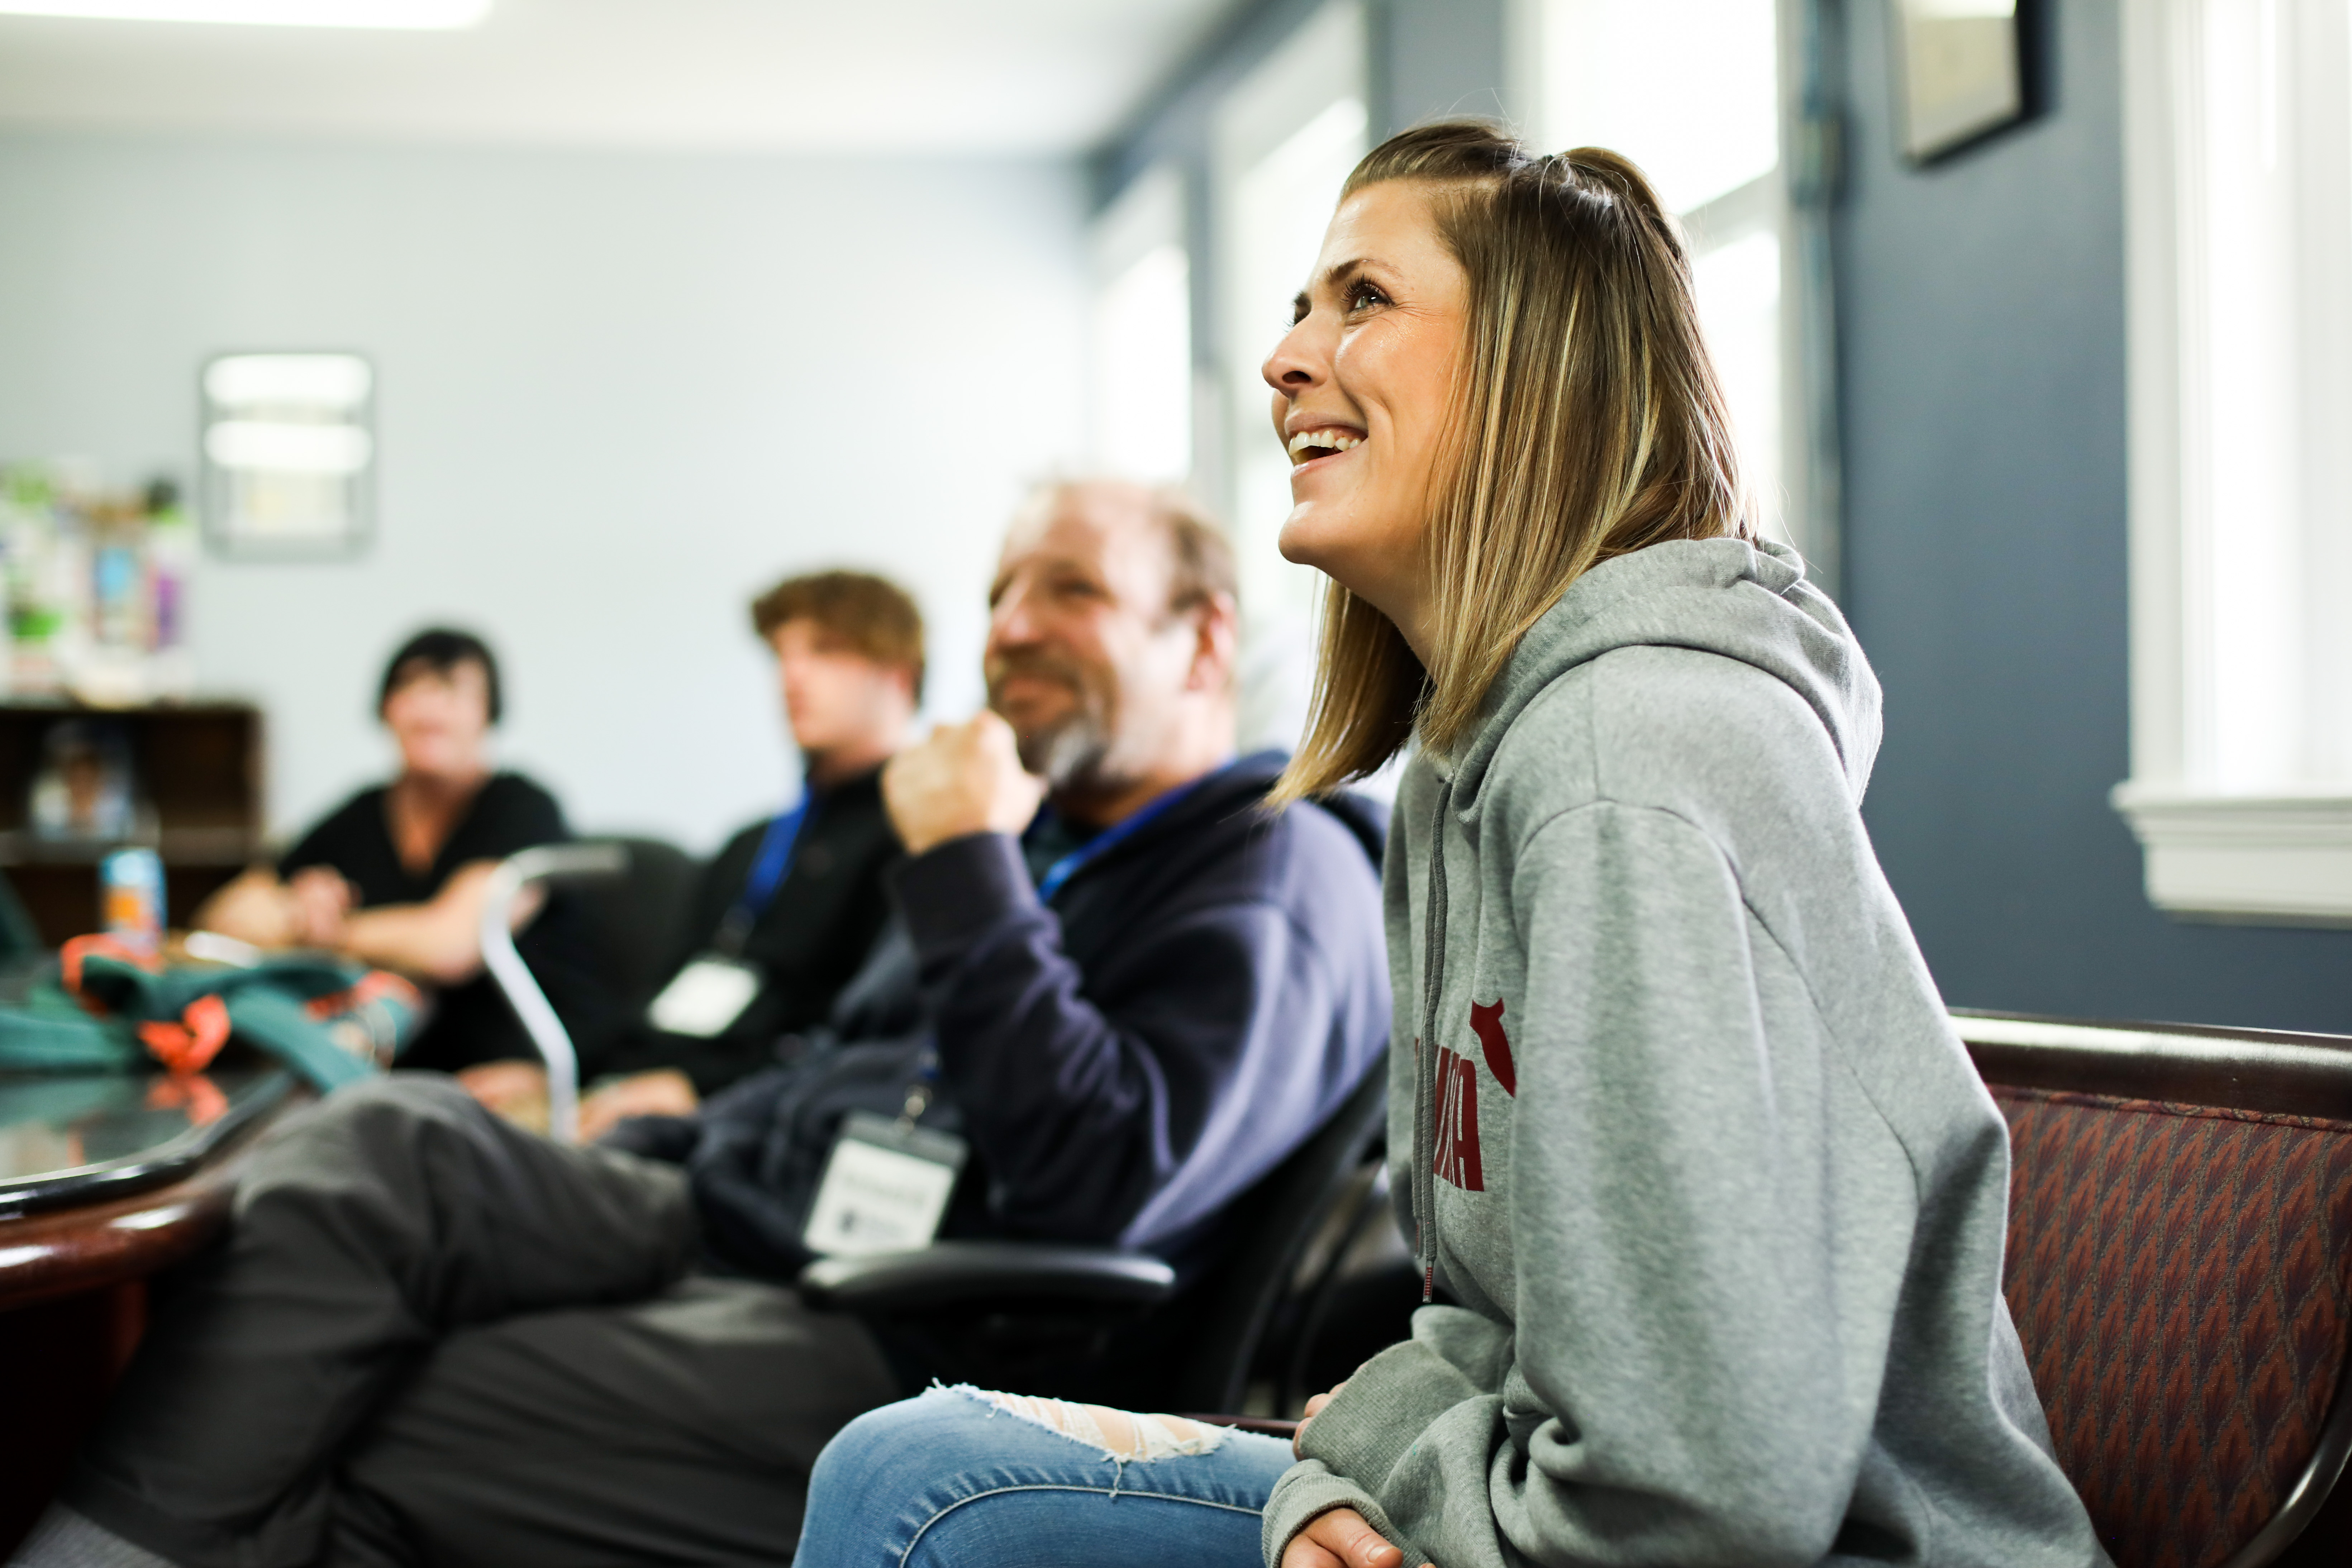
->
xmin=1444 ymin=537 xmax=1880 ymax=818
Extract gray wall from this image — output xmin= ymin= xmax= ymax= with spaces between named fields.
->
xmin=0 ymin=134 xmax=1085 ymax=849
xmin=1835 ymin=0 xmax=2352 ymax=1031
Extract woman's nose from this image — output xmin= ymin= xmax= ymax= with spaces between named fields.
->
xmin=1262 ymin=318 xmax=1325 ymax=394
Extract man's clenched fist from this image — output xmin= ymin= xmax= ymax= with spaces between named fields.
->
xmin=882 ymin=712 xmax=1048 ymax=856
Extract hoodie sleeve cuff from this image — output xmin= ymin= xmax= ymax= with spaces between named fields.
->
xmin=1260 ymin=1462 xmax=1409 ymax=1568
xmin=1293 ymin=1329 xmax=1487 ymax=1497
xmin=891 ymin=832 xmax=1041 ymax=957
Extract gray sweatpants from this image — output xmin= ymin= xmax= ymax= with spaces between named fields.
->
xmin=63 ymin=1075 xmax=903 ymax=1568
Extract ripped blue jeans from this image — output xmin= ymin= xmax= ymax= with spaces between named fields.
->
xmin=794 ymin=1385 xmax=1296 ymax=1567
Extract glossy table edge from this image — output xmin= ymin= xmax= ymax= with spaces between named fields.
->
xmin=0 ymin=1070 xmax=296 ymax=1220
xmin=0 ymin=1086 xmax=307 ymax=1313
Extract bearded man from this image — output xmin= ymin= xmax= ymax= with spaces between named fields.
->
xmin=16 ymin=481 xmax=1390 ymax=1568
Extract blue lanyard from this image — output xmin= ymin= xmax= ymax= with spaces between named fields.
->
xmin=718 ymin=797 xmax=812 ymax=951
xmin=1032 ymin=763 xmax=1229 ymax=903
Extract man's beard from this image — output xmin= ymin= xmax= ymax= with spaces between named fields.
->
xmin=986 ymin=654 xmax=1119 ymax=793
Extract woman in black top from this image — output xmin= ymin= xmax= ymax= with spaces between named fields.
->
xmin=195 ymin=629 xmax=610 ymax=1075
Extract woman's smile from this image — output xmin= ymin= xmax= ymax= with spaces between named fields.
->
xmin=1285 ymin=424 xmax=1367 ymax=472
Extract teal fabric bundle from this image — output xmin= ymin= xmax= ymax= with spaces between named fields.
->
xmin=0 ymin=942 xmax=420 ymax=1092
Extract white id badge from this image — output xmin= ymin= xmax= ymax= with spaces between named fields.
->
xmin=647 ymin=955 xmax=763 ymax=1038
xmin=802 ymin=1111 xmax=969 ymax=1257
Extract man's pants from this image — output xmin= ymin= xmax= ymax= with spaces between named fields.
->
xmin=63 ymin=1075 xmax=905 ymax=1568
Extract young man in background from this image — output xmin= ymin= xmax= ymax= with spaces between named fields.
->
xmin=467 ymin=571 xmax=923 ymax=1135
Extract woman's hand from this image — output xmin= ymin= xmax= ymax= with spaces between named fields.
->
xmin=579 ymin=1069 xmax=699 ymax=1143
xmin=457 ymin=1059 xmax=549 ymax=1131
xmin=335 ymin=861 xmax=535 ymax=985
xmin=285 ymin=867 xmax=355 ymax=948
xmin=1279 ymin=1509 xmax=1428 ymax=1568
xmin=191 ymin=868 xmax=304 ymax=949
xmin=1294 ymin=1379 xmax=1347 ymax=1457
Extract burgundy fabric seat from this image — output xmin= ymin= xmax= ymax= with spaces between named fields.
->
xmin=1958 ymin=1012 xmax=2352 ymax=1568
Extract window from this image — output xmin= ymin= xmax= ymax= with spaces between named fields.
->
xmin=1518 ymin=0 xmax=1841 ymax=591
xmin=1212 ymin=0 xmax=1369 ymax=751
xmin=200 ymin=352 xmax=374 ymax=558
xmin=2114 ymin=0 xmax=2352 ymax=922
xmin=1088 ymin=165 xmax=1193 ymax=487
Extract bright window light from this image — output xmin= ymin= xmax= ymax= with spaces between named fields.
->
xmin=1210 ymin=0 xmax=1369 ymax=757
xmin=204 ymin=420 xmax=372 ymax=475
xmin=1226 ymin=94 xmax=1369 ymax=623
xmin=1539 ymin=0 xmax=1779 ymax=215
xmin=1537 ymin=0 xmax=1791 ymax=543
xmin=201 ymin=352 xmax=375 ymax=556
xmin=2186 ymin=0 xmax=2306 ymax=787
xmin=1692 ymin=230 xmax=1783 ymax=533
xmin=0 ymin=0 xmax=488 ymax=27
xmin=1089 ymin=166 xmax=1193 ymax=486
xmin=203 ymin=353 xmax=371 ymax=407
xmin=1091 ymin=244 xmax=1192 ymax=485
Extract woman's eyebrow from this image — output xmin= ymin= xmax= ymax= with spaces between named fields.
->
xmin=1296 ymin=257 xmax=1382 ymax=316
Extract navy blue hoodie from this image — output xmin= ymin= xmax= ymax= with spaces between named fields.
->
xmin=683 ymin=750 xmax=1391 ymax=1277
xmin=901 ymin=749 xmax=1391 ymax=1256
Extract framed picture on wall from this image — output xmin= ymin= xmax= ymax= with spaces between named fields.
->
xmin=1891 ymin=0 xmax=2026 ymax=163
xmin=199 ymin=351 xmax=375 ymax=559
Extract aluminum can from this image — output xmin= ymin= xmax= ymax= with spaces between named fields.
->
xmin=101 ymin=846 xmax=165 ymax=957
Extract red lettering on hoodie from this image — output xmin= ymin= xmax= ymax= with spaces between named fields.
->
xmin=1470 ymin=999 xmax=1515 ymax=1097
xmin=1433 ymin=1048 xmax=1485 ymax=1191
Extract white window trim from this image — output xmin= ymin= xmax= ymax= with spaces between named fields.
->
xmin=2114 ymin=0 xmax=2352 ymax=926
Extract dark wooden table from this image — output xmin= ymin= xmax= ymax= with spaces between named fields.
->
xmin=0 ymin=1067 xmax=300 ymax=1554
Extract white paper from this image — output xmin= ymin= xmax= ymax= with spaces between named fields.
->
xmin=646 ymin=957 xmax=762 ymax=1038
xmin=803 ymin=1136 xmax=961 ymax=1257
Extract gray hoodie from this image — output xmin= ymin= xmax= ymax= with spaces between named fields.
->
xmin=1262 ymin=539 xmax=2103 ymax=1568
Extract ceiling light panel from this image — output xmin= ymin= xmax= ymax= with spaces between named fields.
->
xmin=0 ymin=0 xmax=488 ymax=28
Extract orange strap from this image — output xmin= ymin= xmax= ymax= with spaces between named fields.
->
xmin=139 ymin=994 xmax=232 ymax=1076
xmin=59 ymin=933 xmax=161 ymax=1015
xmin=305 ymin=969 xmax=423 ymax=1020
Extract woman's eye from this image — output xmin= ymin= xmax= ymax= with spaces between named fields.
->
xmin=1346 ymin=281 xmax=1389 ymax=312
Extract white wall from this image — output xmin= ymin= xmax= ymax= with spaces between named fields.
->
xmin=0 ymin=131 xmax=1087 ymax=852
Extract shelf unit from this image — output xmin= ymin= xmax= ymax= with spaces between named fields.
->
xmin=0 ymin=702 xmax=265 ymax=945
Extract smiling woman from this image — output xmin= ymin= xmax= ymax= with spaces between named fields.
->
xmin=794 ymin=119 xmax=2107 ymax=1568
xmin=1266 ymin=124 xmax=1753 ymax=799
xmin=190 ymin=627 xmax=617 ymax=1086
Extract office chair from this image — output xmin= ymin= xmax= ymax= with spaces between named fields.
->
xmin=799 ymin=1062 xmax=1395 ymax=1414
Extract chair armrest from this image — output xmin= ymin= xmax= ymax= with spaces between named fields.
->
xmin=797 ymin=1241 xmax=1177 ymax=1313
xmin=478 ymin=843 xmax=629 ymax=1145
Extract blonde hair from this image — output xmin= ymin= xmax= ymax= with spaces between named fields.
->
xmin=1272 ymin=121 xmax=1755 ymax=803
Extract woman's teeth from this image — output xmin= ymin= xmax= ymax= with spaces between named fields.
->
xmin=1287 ymin=430 xmax=1363 ymax=464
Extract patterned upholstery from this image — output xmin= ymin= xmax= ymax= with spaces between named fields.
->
xmin=1994 ymin=1086 xmax=2352 ymax=1568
